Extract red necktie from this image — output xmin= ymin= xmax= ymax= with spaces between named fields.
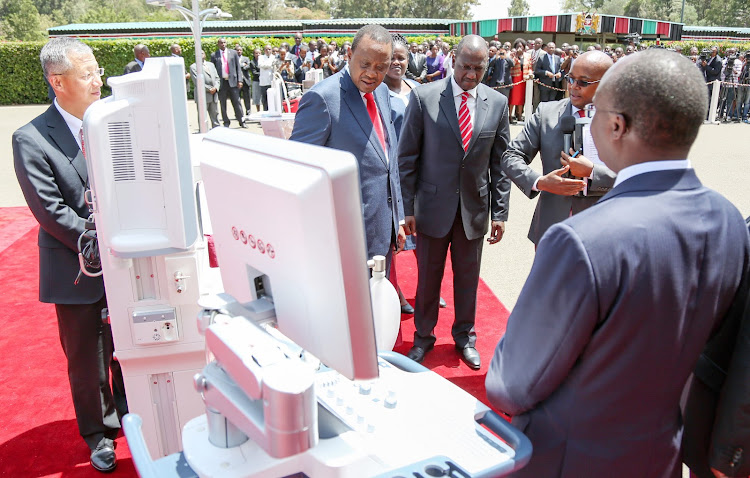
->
xmin=364 ymin=92 xmax=387 ymax=154
xmin=459 ymin=92 xmax=472 ymax=151
xmin=577 ymin=109 xmax=585 ymax=118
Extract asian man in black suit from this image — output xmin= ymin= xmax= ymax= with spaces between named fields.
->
xmin=13 ymin=37 xmax=126 ymax=473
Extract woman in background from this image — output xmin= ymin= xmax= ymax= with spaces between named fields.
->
xmin=509 ymin=38 xmax=532 ymax=123
xmin=425 ymin=44 xmax=444 ymax=82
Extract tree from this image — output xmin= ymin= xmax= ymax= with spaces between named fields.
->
xmin=562 ymin=0 xmax=605 ymax=12
xmin=331 ymin=0 xmax=478 ymax=20
xmin=1 ymin=0 xmax=46 ymax=41
xmin=508 ymin=0 xmax=530 ymax=17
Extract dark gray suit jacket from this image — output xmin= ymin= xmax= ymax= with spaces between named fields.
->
xmin=123 ymin=60 xmax=142 ymax=75
xmin=502 ymin=98 xmax=616 ymax=244
xmin=290 ymin=69 xmax=404 ymax=261
xmin=534 ymin=52 xmax=563 ymax=89
xmin=406 ymin=52 xmax=427 ymax=83
xmin=210 ymin=48 xmax=243 ymax=88
xmin=398 ymin=77 xmax=511 ymax=240
xmin=486 ymin=168 xmax=750 ymax=478
xmin=13 ymin=105 xmax=104 ymax=304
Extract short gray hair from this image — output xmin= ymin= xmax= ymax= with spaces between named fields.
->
xmin=40 ymin=37 xmax=92 ymax=79
xmin=598 ymin=49 xmax=707 ymax=148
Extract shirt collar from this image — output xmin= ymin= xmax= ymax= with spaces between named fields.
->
xmin=135 ymin=58 xmax=144 ymax=68
xmin=451 ymin=75 xmax=478 ymax=99
xmin=614 ymin=159 xmax=691 ymax=188
xmin=54 ymin=98 xmax=83 ymax=147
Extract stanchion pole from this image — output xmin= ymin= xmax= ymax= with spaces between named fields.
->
xmin=707 ymin=80 xmax=721 ymax=124
xmin=524 ymin=79 xmax=533 ymax=122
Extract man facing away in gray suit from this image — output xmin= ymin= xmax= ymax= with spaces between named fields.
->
xmin=123 ymin=43 xmax=149 ymax=75
xmin=290 ymin=24 xmax=406 ymax=272
xmin=190 ymin=50 xmax=221 ymax=130
xmin=399 ymin=35 xmax=511 ymax=370
xmin=13 ymin=38 xmax=126 ymax=473
xmin=486 ymin=49 xmax=750 ymax=478
xmin=502 ymin=50 xmax=616 ymax=245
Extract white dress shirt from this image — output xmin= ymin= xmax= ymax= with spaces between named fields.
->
xmin=613 ymin=159 xmax=691 ymax=188
xmin=54 ymin=98 xmax=83 ymax=150
xmin=451 ymin=75 xmax=477 ymax=125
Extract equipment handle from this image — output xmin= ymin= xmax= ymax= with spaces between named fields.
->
xmin=122 ymin=413 xmax=198 ymax=478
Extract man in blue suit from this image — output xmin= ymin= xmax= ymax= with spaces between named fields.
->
xmin=291 ymin=24 xmax=405 ymax=270
xmin=486 ymin=49 xmax=750 ymax=477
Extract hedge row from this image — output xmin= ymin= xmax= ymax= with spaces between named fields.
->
xmin=0 ymin=35 xmax=462 ymax=105
xmin=0 ymin=36 xmax=745 ymax=105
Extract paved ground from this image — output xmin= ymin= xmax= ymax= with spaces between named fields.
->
xmin=3 ymin=100 xmax=750 ymax=313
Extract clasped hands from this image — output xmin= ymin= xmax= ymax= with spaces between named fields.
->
xmin=536 ymin=148 xmax=594 ymax=196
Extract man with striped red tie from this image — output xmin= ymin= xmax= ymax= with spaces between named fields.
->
xmin=398 ymin=35 xmax=511 ymax=370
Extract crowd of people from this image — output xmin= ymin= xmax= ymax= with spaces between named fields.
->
xmin=12 ymin=29 xmax=750 ymax=476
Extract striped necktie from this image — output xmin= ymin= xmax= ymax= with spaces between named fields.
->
xmin=459 ymin=91 xmax=472 ymax=151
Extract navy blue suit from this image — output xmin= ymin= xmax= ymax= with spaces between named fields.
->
xmin=487 ymin=168 xmax=750 ymax=477
xmin=290 ymin=69 xmax=404 ymax=264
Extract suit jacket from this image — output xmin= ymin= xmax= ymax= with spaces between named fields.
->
xmin=703 ymin=55 xmax=723 ymax=83
xmin=210 ymin=48 xmax=242 ymax=88
xmin=486 ymin=168 xmax=750 ymax=478
xmin=683 ymin=217 xmax=750 ymax=477
xmin=238 ymin=54 xmax=252 ymax=84
xmin=398 ymin=77 xmax=511 ymax=240
xmin=535 ymin=52 xmax=563 ymax=88
xmin=406 ymin=52 xmax=427 ymax=82
xmin=502 ymin=98 xmax=616 ymax=244
xmin=123 ymin=60 xmax=142 ymax=75
xmin=12 ymin=105 xmax=105 ymax=304
xmin=486 ymin=57 xmax=514 ymax=88
xmin=190 ymin=60 xmax=220 ymax=103
xmin=289 ymin=69 xmax=404 ymax=261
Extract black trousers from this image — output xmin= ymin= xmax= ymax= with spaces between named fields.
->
xmin=218 ymin=79 xmax=244 ymax=126
xmin=413 ymin=209 xmax=483 ymax=349
xmin=55 ymin=296 xmax=126 ymax=450
xmin=539 ymin=82 xmax=563 ymax=102
xmin=238 ymin=80 xmax=251 ymax=115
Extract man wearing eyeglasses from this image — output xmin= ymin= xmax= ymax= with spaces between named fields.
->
xmin=488 ymin=48 xmax=750 ymax=478
xmin=501 ymin=50 xmax=616 ymax=245
xmin=13 ymin=38 xmax=125 ymax=473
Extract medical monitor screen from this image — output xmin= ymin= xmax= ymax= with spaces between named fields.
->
xmin=199 ymin=128 xmax=379 ymax=381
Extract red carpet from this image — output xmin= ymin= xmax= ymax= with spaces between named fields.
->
xmin=0 ymin=207 xmax=509 ymax=477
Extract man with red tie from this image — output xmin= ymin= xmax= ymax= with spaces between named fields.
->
xmin=501 ymin=50 xmax=616 ymax=246
xmin=290 ymin=25 xmax=406 ymax=273
xmin=398 ymin=35 xmax=511 ymax=370
xmin=210 ymin=38 xmax=246 ymax=128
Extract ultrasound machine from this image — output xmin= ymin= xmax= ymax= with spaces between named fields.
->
xmin=82 ymin=57 xmax=531 ymax=478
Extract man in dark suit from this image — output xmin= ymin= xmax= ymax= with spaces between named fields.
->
xmin=701 ymin=45 xmax=723 ymax=118
xmin=123 ymin=44 xmax=149 ymax=74
xmin=291 ymin=24 xmax=405 ymax=272
xmin=398 ymin=35 xmax=511 ymax=370
xmin=235 ymin=44 xmax=252 ymax=116
xmin=211 ymin=38 xmax=245 ymax=128
xmin=502 ymin=51 xmax=616 ymax=245
xmin=535 ymin=42 xmax=563 ymax=102
xmin=13 ymin=37 xmax=126 ymax=473
xmin=486 ymin=49 xmax=750 ymax=478
xmin=485 ymin=47 xmax=514 ymax=100
xmin=406 ymin=42 xmax=427 ymax=83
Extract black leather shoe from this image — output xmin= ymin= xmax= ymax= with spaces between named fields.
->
xmin=439 ymin=297 xmax=447 ymax=308
xmin=407 ymin=345 xmax=432 ymax=363
xmin=400 ymin=303 xmax=414 ymax=314
xmin=239 ymin=122 xmax=247 ymax=128
xmin=457 ymin=346 xmax=481 ymax=370
xmin=90 ymin=440 xmax=117 ymax=473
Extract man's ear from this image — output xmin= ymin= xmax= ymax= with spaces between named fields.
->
xmin=611 ymin=113 xmax=627 ymax=141
xmin=48 ymin=74 xmax=63 ymax=93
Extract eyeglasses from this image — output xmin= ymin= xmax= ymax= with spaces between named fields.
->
xmin=585 ymin=103 xmax=628 ymax=123
xmin=52 ymin=68 xmax=104 ymax=82
xmin=565 ymin=74 xmax=601 ymax=88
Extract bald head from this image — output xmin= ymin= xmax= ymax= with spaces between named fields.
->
xmin=576 ymin=50 xmax=614 ymax=75
xmin=596 ymin=49 xmax=707 ymax=153
xmin=568 ymin=50 xmax=613 ymax=108
xmin=455 ymin=34 xmax=488 ymax=59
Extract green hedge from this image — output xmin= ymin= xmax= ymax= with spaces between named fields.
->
xmin=0 ymin=35 xmax=463 ymax=105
